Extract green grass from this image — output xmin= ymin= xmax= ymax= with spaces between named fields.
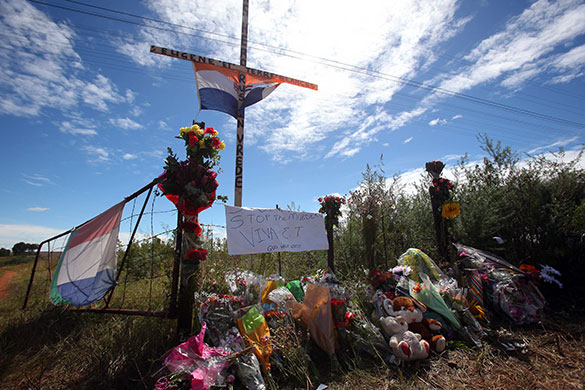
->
xmin=0 ymin=254 xmax=36 ymax=267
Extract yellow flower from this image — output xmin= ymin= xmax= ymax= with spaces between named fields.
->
xmin=219 ymin=141 xmax=226 ymax=150
xmin=189 ymin=124 xmax=200 ymax=132
xmin=195 ymin=129 xmax=205 ymax=137
xmin=179 ymin=126 xmax=188 ymax=136
xmin=441 ymin=202 xmax=460 ymax=219
xmin=199 ymin=139 xmax=206 ymax=148
xmin=212 ymin=130 xmax=218 ymax=136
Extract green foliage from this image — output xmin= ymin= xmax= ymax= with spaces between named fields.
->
xmin=333 ymin=135 xmax=584 ymax=302
xmin=118 ymin=237 xmax=175 ymax=280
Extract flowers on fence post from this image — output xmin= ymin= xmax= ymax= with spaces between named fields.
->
xmin=318 ymin=195 xmax=345 ymax=230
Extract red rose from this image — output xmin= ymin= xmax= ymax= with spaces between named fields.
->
xmin=182 ymin=221 xmax=202 ymax=236
xmin=210 ymin=137 xmax=221 ymax=148
xmin=205 ymin=127 xmax=215 ymax=135
xmin=318 ymin=197 xmax=323 ymax=202
xmin=189 ymin=134 xmax=198 ymax=146
xmin=185 ymin=248 xmax=208 ymax=261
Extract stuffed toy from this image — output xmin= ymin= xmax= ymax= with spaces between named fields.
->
xmin=380 ymin=315 xmax=429 ymax=361
xmin=392 ymin=296 xmax=446 ymax=353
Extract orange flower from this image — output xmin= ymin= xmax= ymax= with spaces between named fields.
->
xmin=441 ymin=202 xmax=460 ymax=219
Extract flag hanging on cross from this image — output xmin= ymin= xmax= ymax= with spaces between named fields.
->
xmin=150 ymin=45 xmax=317 ymax=207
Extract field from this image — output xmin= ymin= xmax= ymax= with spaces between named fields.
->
xmin=1 ymin=255 xmax=584 ymax=390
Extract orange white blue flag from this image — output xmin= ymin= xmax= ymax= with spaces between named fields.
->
xmin=50 ymin=201 xmax=125 ymax=306
xmin=192 ymin=62 xmax=281 ymax=118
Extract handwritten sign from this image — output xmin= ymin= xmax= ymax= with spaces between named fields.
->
xmin=225 ymin=205 xmax=329 ymax=255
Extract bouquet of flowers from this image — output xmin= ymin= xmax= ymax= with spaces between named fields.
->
xmin=318 ymin=195 xmax=345 ymax=230
xmin=265 ymin=310 xmax=311 ymax=387
xmin=159 ymin=122 xmax=225 ymax=216
xmin=197 ymin=293 xmax=245 ymax=346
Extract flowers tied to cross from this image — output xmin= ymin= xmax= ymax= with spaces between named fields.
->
xmin=159 ymin=153 xmax=219 ymax=216
xmin=318 ymin=195 xmax=345 ymax=230
xmin=159 ymin=122 xmax=226 ymax=264
xmin=178 ymin=123 xmax=225 ymax=170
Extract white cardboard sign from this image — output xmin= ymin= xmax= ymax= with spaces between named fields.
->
xmin=225 ymin=205 xmax=329 ymax=255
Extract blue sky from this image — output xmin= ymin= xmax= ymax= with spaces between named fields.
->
xmin=1 ymin=0 xmax=585 ymax=249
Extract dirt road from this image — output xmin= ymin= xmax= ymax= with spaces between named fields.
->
xmin=0 ymin=270 xmax=17 ymax=300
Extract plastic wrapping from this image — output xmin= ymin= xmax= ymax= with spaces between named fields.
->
xmin=224 ymin=270 xmax=262 ymax=305
xmin=235 ymin=353 xmax=267 ymax=390
xmin=344 ymin=301 xmax=393 ymax=364
xmin=261 ymin=280 xmax=285 ymax=304
xmin=164 ymin=322 xmax=230 ymax=390
xmin=456 ymin=244 xmax=546 ymax=325
xmin=289 ymin=283 xmax=337 ymax=355
xmin=411 ymin=274 xmax=461 ymax=329
xmin=398 ymin=248 xmax=446 ymax=283
xmin=198 ymin=294 xmax=244 ymax=347
xmin=267 ymin=286 xmax=295 ymax=307
xmin=235 ymin=306 xmax=273 ymax=371
xmin=285 ymin=280 xmax=305 ymax=302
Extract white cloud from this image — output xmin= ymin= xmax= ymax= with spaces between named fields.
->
xmin=0 ymin=224 xmax=65 ymax=248
xmin=123 ymin=153 xmax=138 ymax=160
xmin=429 ymin=118 xmax=447 ymax=126
xmin=527 ymin=136 xmax=580 ymax=154
xmin=549 ymin=43 xmax=585 ymax=83
xmin=114 ymin=0 xmax=585 ymax=162
xmin=0 ymin=0 xmax=136 ymax=116
xmin=159 ymin=120 xmax=170 ymax=130
xmin=127 ymin=0 xmax=465 ymax=160
xmin=27 ymin=207 xmax=49 ymax=212
xmin=82 ymin=75 xmax=126 ymax=112
xmin=59 ymin=120 xmax=98 ymax=136
xmin=441 ymin=154 xmax=464 ymax=162
xmin=443 ymin=1 xmax=585 ymax=93
xmin=84 ymin=146 xmax=110 ymax=162
xmin=366 ymin=0 xmax=585 ymax=138
xmin=403 ymin=137 xmax=413 ymax=144
xmin=451 ymin=114 xmax=463 ymax=120
xmin=22 ymin=174 xmax=53 ymax=187
xmin=110 ymin=117 xmax=143 ymax=130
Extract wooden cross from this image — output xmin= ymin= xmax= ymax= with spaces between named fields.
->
xmin=150 ymin=0 xmax=317 ymax=207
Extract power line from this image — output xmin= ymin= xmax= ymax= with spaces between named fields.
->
xmin=19 ymin=0 xmax=585 ymax=130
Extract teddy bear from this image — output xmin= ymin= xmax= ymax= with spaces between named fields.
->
xmin=380 ymin=315 xmax=430 ymax=361
xmin=392 ymin=296 xmax=446 ymax=353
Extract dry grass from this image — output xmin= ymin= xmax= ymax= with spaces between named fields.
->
xmin=2 ymin=257 xmax=585 ymax=389
xmin=319 ymin=317 xmax=585 ymax=390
